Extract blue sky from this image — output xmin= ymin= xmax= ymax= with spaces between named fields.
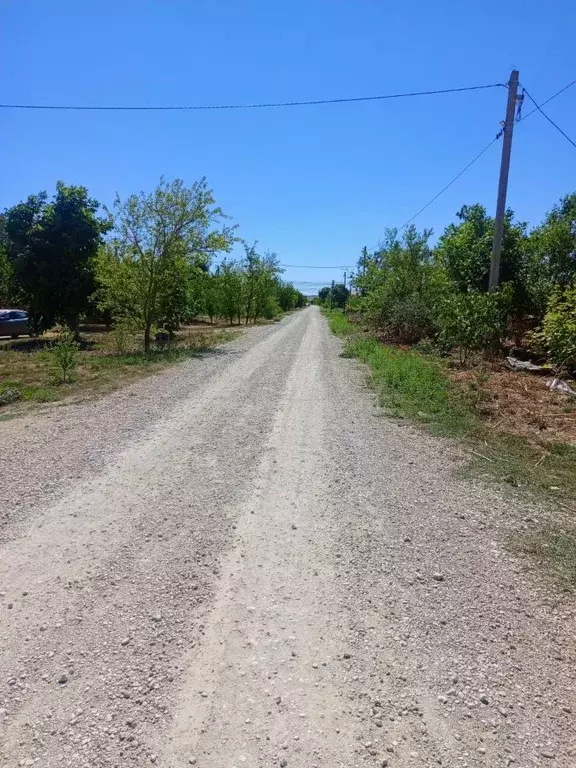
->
xmin=2 ymin=0 xmax=575 ymax=293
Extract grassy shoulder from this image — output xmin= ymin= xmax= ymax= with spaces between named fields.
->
xmin=0 ymin=326 xmax=237 ymax=414
xmin=324 ymin=307 xmax=576 ymax=589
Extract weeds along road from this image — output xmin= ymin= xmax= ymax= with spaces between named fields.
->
xmin=0 ymin=306 xmax=575 ymax=768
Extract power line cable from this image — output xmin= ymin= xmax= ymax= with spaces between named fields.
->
xmin=396 ymin=136 xmax=500 ymax=231
xmin=364 ymin=134 xmax=500 ymax=254
xmin=362 ymin=77 xmax=576 ymax=254
xmin=0 ymin=83 xmax=505 ymax=112
xmin=521 ymin=85 xmax=576 ymax=150
xmin=518 ymin=78 xmax=576 ymax=123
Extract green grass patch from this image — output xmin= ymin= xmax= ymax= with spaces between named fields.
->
xmin=348 ymin=338 xmax=475 ymax=437
xmin=326 ymin=309 xmax=356 ymax=337
xmin=0 ymin=380 xmax=59 ymax=403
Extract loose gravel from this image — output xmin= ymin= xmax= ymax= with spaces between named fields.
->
xmin=0 ymin=307 xmax=574 ymax=767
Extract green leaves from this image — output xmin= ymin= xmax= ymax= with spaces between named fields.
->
xmin=3 ymin=183 xmax=109 ymax=331
xmin=437 ymin=289 xmax=511 ymax=363
xmin=317 ymin=283 xmax=349 ymax=309
xmin=97 ymin=177 xmax=236 ymax=350
xmin=538 ymin=285 xmax=576 ymax=373
xmin=353 ymin=227 xmax=436 ymax=342
xmin=435 ymin=204 xmax=527 ymax=297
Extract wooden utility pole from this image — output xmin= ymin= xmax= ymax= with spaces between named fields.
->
xmin=489 ymin=69 xmax=520 ymax=291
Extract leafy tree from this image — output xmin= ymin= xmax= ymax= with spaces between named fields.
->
xmin=435 ymin=204 xmax=527 ymax=295
xmin=277 ymin=282 xmax=305 ymax=312
xmin=524 ymin=193 xmax=576 ymax=319
xmin=317 ymin=283 xmax=349 ymax=308
xmin=3 ymin=182 xmax=110 ymax=332
xmin=253 ymin=251 xmax=282 ymax=320
xmin=217 ymin=259 xmax=244 ymax=325
xmin=239 ymin=244 xmax=282 ymax=323
xmin=318 ymin=286 xmax=331 ymax=303
xmin=330 ymin=282 xmax=350 ymax=309
xmin=0 ymin=216 xmax=19 ymax=306
xmin=437 ymin=288 xmax=512 ymax=363
xmin=354 ymin=226 xmax=437 ymax=342
xmin=530 ymin=193 xmax=576 ymax=287
xmin=97 ymin=177 xmax=234 ymax=351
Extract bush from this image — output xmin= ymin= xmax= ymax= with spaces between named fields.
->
xmin=538 ymin=285 xmax=576 ymax=373
xmin=109 ymin=317 xmax=139 ymax=354
xmin=385 ymin=292 xmax=435 ymax=343
xmin=437 ymin=289 xmax=511 ymax=363
xmin=49 ymin=330 xmax=80 ymax=384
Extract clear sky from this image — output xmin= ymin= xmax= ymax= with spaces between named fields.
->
xmin=2 ymin=0 xmax=575 ymax=293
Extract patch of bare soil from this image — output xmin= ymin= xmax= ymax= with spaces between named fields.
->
xmin=451 ymin=364 xmax=576 ymax=445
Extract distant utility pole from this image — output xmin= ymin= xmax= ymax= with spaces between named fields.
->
xmin=489 ymin=69 xmax=520 ymax=291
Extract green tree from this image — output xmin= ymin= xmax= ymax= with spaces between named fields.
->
xmin=354 ymin=226 xmax=437 ymax=341
xmin=3 ymin=182 xmax=110 ymax=333
xmin=0 ymin=215 xmax=19 ymax=306
xmin=435 ymin=204 xmax=530 ymax=342
xmin=437 ymin=288 xmax=512 ymax=363
xmin=435 ymin=204 xmax=527 ymax=294
xmin=253 ymin=251 xmax=282 ymax=320
xmin=330 ymin=283 xmax=350 ymax=309
xmin=530 ymin=193 xmax=576 ymax=287
xmin=217 ymin=259 xmax=244 ymax=325
xmin=317 ymin=283 xmax=349 ymax=308
xmin=524 ymin=193 xmax=576 ymax=319
xmin=277 ymin=282 xmax=302 ymax=312
xmin=97 ymin=177 xmax=234 ymax=351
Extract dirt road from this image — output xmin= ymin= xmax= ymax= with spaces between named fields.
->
xmin=1 ymin=307 xmax=575 ymax=767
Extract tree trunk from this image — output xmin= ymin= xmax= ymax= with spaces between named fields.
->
xmin=144 ymin=321 xmax=152 ymax=353
xmin=67 ymin=314 xmax=81 ymax=341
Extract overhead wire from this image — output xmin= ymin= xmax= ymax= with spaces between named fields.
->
xmin=517 ymin=78 xmax=576 ymax=123
xmin=521 ymin=85 xmax=576 ymax=150
xmin=362 ymin=77 xmax=576 ymax=254
xmin=7 ymin=74 xmax=573 ymax=271
xmin=396 ymin=136 xmax=500 ymax=231
xmin=0 ymin=83 xmax=505 ymax=111
xmin=362 ymin=133 xmax=502 ymax=254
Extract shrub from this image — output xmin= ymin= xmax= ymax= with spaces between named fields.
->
xmin=109 ymin=317 xmax=139 ymax=354
xmin=538 ymin=285 xmax=576 ymax=373
xmin=437 ymin=289 xmax=511 ymax=364
xmin=49 ymin=330 xmax=80 ymax=384
xmin=386 ymin=292 xmax=435 ymax=343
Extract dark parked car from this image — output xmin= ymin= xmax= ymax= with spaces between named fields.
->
xmin=0 ymin=309 xmax=33 ymax=338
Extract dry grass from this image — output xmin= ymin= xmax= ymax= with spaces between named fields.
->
xmin=450 ymin=364 xmax=576 ymax=445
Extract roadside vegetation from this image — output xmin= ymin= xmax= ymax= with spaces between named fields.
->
xmin=0 ymin=325 xmax=236 ymax=411
xmin=320 ymin=194 xmax=576 ymax=588
xmin=0 ymin=177 xmax=306 ymax=409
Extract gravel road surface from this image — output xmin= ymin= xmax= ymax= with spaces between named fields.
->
xmin=1 ymin=306 xmax=575 ymax=767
